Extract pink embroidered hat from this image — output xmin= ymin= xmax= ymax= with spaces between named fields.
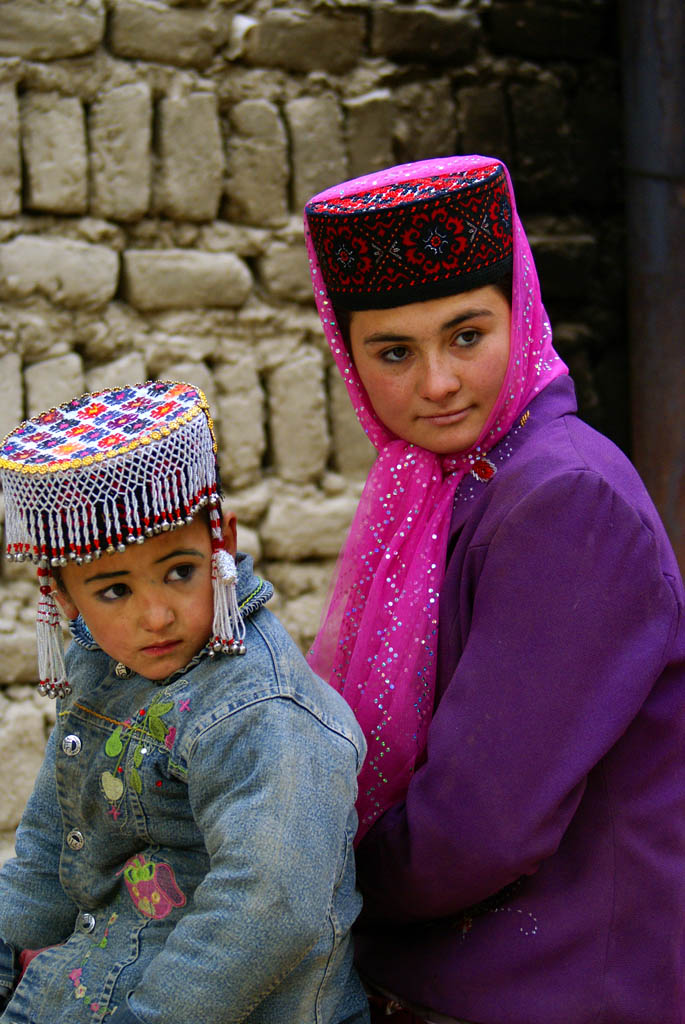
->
xmin=0 ymin=380 xmax=245 ymax=699
xmin=304 ymin=155 xmax=568 ymax=841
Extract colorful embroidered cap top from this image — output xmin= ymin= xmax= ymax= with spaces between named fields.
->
xmin=0 ymin=380 xmax=218 ymax=566
xmin=305 ymin=162 xmax=513 ymax=310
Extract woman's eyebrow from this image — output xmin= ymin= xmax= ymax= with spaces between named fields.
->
xmin=362 ymin=330 xmax=413 ymax=345
xmin=442 ymin=308 xmax=494 ymax=330
xmin=362 ymin=308 xmax=495 ymax=345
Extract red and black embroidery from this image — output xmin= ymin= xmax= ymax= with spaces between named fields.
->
xmin=306 ymin=164 xmax=513 ymax=310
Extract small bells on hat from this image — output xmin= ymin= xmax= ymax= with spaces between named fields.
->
xmin=208 ymin=498 xmax=246 ymax=658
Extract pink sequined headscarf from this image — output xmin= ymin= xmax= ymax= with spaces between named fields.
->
xmin=304 ymin=155 xmax=567 ymax=841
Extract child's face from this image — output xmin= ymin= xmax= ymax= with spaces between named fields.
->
xmin=349 ymin=286 xmax=511 ymax=455
xmin=56 ymin=512 xmax=236 ymax=681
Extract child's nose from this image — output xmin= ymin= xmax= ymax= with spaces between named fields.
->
xmin=139 ymin=594 xmax=175 ymax=632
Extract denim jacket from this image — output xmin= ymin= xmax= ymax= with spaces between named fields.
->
xmin=0 ymin=555 xmax=369 ymax=1024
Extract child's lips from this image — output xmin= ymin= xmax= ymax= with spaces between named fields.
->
xmin=142 ymin=640 xmax=181 ymax=657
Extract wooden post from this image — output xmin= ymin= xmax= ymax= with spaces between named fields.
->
xmin=621 ymin=0 xmax=685 ymax=571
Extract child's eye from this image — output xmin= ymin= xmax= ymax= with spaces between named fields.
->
xmin=380 ymin=345 xmax=410 ymax=364
xmin=455 ymin=329 xmax=480 ymax=348
xmin=167 ymin=563 xmax=196 ymax=583
xmin=98 ymin=582 xmax=130 ymax=602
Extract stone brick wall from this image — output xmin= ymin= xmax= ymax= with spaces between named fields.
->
xmin=0 ymin=0 xmax=623 ymax=859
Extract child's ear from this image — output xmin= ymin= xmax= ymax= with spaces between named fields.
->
xmin=221 ymin=509 xmax=238 ymax=556
xmin=53 ymin=586 xmax=80 ymax=621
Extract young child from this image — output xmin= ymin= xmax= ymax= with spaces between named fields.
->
xmin=0 ymin=380 xmax=370 ymax=1024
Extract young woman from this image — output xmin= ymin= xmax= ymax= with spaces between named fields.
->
xmin=304 ymin=155 xmax=685 ymax=1024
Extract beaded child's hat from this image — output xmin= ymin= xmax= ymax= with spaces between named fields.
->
xmin=305 ymin=162 xmax=513 ymax=311
xmin=0 ymin=380 xmax=245 ymax=699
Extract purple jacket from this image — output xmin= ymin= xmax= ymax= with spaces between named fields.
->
xmin=354 ymin=376 xmax=685 ymax=1024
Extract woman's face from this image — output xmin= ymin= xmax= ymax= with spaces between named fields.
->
xmin=349 ymin=286 xmax=511 ymax=455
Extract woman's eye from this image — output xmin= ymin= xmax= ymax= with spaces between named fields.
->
xmin=380 ymin=345 xmax=409 ymax=363
xmin=455 ymin=329 xmax=480 ymax=348
xmin=167 ymin=564 xmax=195 ymax=583
xmin=99 ymin=582 xmax=130 ymax=601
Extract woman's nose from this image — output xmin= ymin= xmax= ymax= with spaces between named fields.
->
xmin=419 ymin=355 xmax=460 ymax=401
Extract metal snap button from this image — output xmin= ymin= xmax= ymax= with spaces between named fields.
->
xmin=62 ymin=734 xmax=82 ymax=756
xmin=66 ymin=829 xmax=85 ymax=851
xmin=79 ymin=912 xmax=96 ymax=934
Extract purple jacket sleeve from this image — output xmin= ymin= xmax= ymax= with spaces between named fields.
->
xmin=355 ymin=470 xmax=679 ymax=921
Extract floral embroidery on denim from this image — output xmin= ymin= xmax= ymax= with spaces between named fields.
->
xmin=119 ymin=853 xmax=186 ymax=920
xmin=67 ymin=911 xmax=119 ymax=1020
xmin=101 ymin=693 xmax=175 ymax=816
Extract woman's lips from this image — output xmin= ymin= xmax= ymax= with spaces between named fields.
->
xmin=420 ymin=407 xmax=472 ymax=426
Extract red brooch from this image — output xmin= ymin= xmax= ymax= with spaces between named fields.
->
xmin=470 ymin=457 xmax=496 ymax=482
